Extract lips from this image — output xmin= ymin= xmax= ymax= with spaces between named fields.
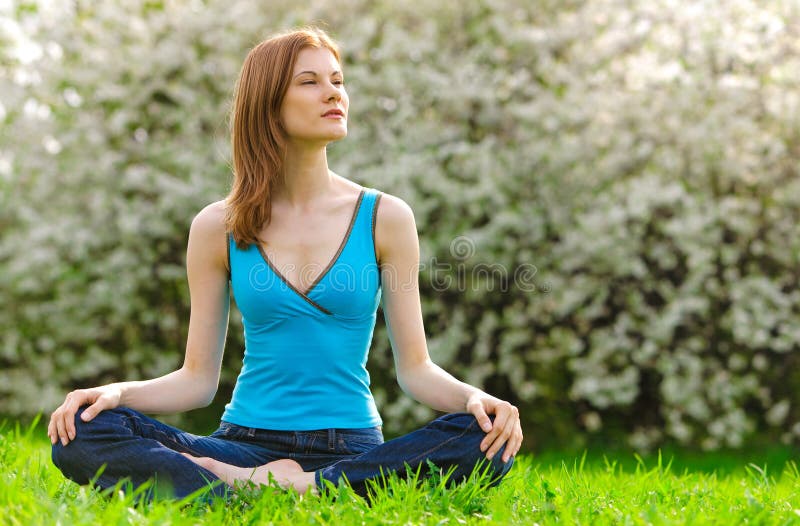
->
xmin=322 ymin=109 xmax=345 ymax=118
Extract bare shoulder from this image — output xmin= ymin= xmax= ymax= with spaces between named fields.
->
xmin=192 ymin=199 xmax=226 ymax=225
xmin=188 ymin=200 xmax=228 ymax=270
xmin=374 ymin=192 xmax=417 ymax=264
xmin=191 ymin=200 xmax=227 ymax=238
xmin=375 ymin=192 xmax=414 ymax=225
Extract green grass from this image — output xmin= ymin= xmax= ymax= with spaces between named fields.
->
xmin=2 ymin=418 xmax=799 ymax=525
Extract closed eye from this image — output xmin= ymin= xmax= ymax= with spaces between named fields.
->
xmin=300 ymin=79 xmax=344 ymax=85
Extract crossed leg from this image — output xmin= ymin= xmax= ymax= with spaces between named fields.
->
xmin=180 ymin=413 xmax=513 ymax=497
xmin=50 ymin=406 xmax=279 ymax=500
xmin=181 ymin=454 xmax=317 ymax=494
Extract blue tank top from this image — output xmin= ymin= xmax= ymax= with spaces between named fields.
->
xmin=222 ymin=187 xmax=383 ymax=430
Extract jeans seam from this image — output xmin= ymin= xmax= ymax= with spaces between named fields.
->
xmin=340 ymin=439 xmax=383 ymax=456
xmin=317 ymin=415 xmax=479 ymax=490
xmin=140 ymin=421 xmax=208 ymax=458
xmin=406 ymin=417 xmax=478 ymax=466
xmin=122 ymin=412 xmax=139 ymax=436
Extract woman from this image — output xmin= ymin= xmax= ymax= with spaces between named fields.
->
xmin=48 ymin=27 xmax=522 ymax=500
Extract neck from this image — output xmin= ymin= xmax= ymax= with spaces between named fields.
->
xmin=274 ymin=143 xmax=332 ymax=210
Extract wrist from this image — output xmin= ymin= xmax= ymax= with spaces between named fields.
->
xmin=107 ymin=382 xmax=127 ymax=407
xmin=463 ymin=387 xmax=484 ymax=410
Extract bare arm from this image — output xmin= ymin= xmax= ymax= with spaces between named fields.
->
xmin=119 ymin=201 xmax=231 ymax=412
xmin=48 ymin=201 xmax=231 ymax=445
xmin=375 ymin=194 xmax=522 ymax=462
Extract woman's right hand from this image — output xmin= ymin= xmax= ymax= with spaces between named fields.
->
xmin=47 ymin=385 xmax=122 ymax=446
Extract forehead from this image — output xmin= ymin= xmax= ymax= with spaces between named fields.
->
xmin=292 ymin=47 xmax=341 ymax=74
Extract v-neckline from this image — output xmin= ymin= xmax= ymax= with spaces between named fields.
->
xmin=256 ymin=188 xmax=365 ymax=305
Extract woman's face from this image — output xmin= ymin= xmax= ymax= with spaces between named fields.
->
xmin=280 ymin=47 xmax=348 ymax=145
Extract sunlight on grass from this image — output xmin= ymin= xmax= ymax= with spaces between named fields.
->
xmin=2 ymin=418 xmax=799 ymax=525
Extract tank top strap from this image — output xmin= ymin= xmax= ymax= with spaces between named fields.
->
xmin=226 ymin=231 xmax=232 ymax=282
xmin=357 ymin=188 xmax=383 ymax=268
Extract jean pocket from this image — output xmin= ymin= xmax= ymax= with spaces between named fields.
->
xmin=336 ymin=430 xmax=384 ymax=455
xmin=210 ymin=421 xmax=248 ymax=440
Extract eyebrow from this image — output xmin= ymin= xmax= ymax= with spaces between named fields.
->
xmin=293 ymin=70 xmax=343 ymax=78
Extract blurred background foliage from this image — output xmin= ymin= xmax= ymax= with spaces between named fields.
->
xmin=1 ymin=0 xmax=799 ymax=451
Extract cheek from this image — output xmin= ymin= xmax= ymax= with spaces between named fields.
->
xmin=282 ymin=89 xmax=307 ymax=110
xmin=280 ymin=98 xmax=310 ymax=128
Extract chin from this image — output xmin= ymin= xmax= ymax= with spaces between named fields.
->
xmin=287 ymin=123 xmax=348 ymax=143
xmin=324 ymin=129 xmax=348 ymax=142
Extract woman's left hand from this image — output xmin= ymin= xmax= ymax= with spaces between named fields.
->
xmin=466 ymin=392 xmax=523 ymax=463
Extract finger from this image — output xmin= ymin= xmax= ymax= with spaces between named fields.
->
xmin=502 ymin=412 xmax=522 ymax=460
xmin=80 ymin=399 xmax=105 ymax=422
xmin=485 ymin=421 xmax=514 ymax=460
xmin=65 ymin=408 xmax=78 ymax=441
xmin=61 ymin=397 xmax=87 ymax=442
xmin=513 ymin=420 xmax=523 ymax=454
xmin=502 ymin=422 xmax=523 ymax=462
xmin=65 ymin=392 xmax=94 ymax=435
xmin=502 ymin=438 xmax=518 ymax=463
xmin=47 ymin=413 xmax=57 ymax=444
xmin=64 ymin=401 xmax=87 ymax=441
xmin=480 ymin=407 xmax=510 ymax=453
xmin=486 ymin=430 xmax=511 ymax=460
xmin=467 ymin=400 xmax=493 ymax=434
xmin=483 ymin=407 xmax=515 ymax=459
xmin=55 ymin=413 xmax=70 ymax=446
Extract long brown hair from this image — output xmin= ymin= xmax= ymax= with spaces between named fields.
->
xmin=224 ymin=27 xmax=341 ymax=249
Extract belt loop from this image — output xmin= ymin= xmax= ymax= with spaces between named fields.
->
xmin=248 ymin=427 xmax=255 ymax=438
xmin=328 ymin=428 xmax=335 ymax=451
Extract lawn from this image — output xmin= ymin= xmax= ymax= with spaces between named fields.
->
xmin=2 ymin=417 xmax=799 ymax=525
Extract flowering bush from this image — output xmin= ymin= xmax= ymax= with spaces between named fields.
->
xmin=1 ymin=0 xmax=798 ymax=449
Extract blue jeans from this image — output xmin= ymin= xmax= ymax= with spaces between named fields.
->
xmin=51 ymin=406 xmax=514 ymax=500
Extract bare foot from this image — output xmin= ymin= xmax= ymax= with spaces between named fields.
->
xmin=180 ymin=453 xmax=317 ymax=494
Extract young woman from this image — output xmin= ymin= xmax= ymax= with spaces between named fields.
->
xmin=48 ymin=27 xmax=522 ymax=499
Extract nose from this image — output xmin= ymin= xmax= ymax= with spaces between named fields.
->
xmin=324 ymin=81 xmax=342 ymax=102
